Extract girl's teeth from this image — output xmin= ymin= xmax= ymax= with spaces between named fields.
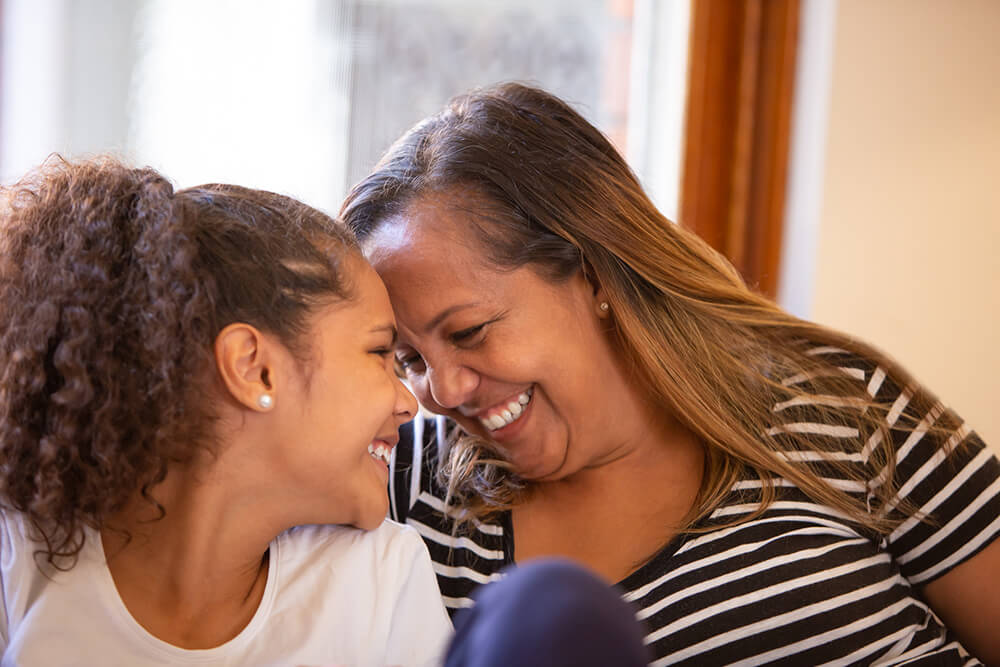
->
xmin=517 ymin=393 xmax=530 ymax=405
xmin=367 ymin=443 xmax=390 ymax=464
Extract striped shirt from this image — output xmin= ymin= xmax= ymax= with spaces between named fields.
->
xmin=389 ymin=350 xmax=1000 ymax=665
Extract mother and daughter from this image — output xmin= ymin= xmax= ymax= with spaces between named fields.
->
xmin=0 ymin=83 xmax=997 ymax=666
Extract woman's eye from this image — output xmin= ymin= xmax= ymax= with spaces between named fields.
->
xmin=450 ymin=323 xmax=486 ymax=344
xmin=395 ymin=351 xmax=425 ymax=373
xmin=371 ymin=347 xmax=393 ymax=359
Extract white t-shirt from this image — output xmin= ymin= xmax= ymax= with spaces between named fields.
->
xmin=0 ymin=511 xmax=452 ymax=666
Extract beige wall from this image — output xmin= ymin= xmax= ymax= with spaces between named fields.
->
xmin=813 ymin=0 xmax=1000 ymax=453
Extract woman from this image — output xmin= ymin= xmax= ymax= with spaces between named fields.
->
xmin=0 ymin=156 xmax=452 ymax=665
xmin=341 ymin=83 xmax=1000 ymax=664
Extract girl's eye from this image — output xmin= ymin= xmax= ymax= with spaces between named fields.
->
xmin=371 ymin=347 xmax=393 ymax=359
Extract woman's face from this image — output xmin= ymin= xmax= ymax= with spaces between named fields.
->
xmin=267 ymin=260 xmax=418 ymax=529
xmin=363 ymin=194 xmax=643 ymax=481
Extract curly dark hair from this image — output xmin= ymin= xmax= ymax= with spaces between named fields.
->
xmin=0 ymin=155 xmax=359 ymax=567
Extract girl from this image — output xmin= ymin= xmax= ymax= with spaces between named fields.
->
xmin=0 ymin=156 xmax=451 ymax=665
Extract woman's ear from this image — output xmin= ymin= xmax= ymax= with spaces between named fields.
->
xmin=580 ymin=258 xmax=611 ymax=319
xmin=214 ymin=323 xmax=280 ymax=412
xmin=594 ymin=287 xmax=611 ymax=319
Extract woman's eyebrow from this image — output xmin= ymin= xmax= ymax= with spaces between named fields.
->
xmin=421 ymin=303 xmax=478 ymax=334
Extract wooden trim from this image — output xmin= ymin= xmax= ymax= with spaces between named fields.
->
xmin=0 ymin=0 xmax=4 ymax=175
xmin=679 ymin=0 xmax=800 ymax=298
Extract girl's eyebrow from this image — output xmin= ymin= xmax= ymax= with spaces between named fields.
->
xmin=369 ymin=324 xmax=398 ymax=345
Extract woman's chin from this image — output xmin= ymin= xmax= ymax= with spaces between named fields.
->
xmin=509 ymin=451 xmax=568 ymax=482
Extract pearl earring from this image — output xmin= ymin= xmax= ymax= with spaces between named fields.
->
xmin=258 ymin=394 xmax=274 ymax=410
xmin=599 ymin=301 xmax=610 ymax=313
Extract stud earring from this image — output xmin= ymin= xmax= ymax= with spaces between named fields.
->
xmin=258 ymin=394 xmax=274 ymax=410
xmin=599 ymin=301 xmax=610 ymax=313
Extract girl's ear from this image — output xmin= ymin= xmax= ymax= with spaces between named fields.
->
xmin=214 ymin=323 xmax=279 ymax=412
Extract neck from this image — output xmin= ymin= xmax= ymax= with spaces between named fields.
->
xmin=538 ymin=408 xmax=703 ymax=514
xmin=102 ymin=457 xmax=286 ymax=649
xmin=513 ymin=407 xmax=705 ymax=582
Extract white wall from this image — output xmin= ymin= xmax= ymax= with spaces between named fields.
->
xmin=0 ymin=0 xmax=70 ymax=183
xmin=0 ymin=0 xmax=140 ymax=184
xmin=811 ymin=0 xmax=1000 ymax=452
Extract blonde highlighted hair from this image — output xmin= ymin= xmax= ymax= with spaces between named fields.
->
xmin=341 ymin=82 xmax=956 ymax=535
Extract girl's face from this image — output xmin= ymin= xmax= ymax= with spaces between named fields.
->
xmin=267 ymin=260 xmax=417 ymax=530
xmin=363 ymin=194 xmax=649 ymax=482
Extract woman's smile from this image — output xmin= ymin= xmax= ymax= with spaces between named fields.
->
xmin=363 ymin=194 xmax=646 ymax=483
xmin=467 ymin=386 xmax=534 ymax=437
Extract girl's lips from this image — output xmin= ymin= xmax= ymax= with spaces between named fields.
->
xmin=367 ymin=441 xmax=392 ymax=465
xmin=367 ymin=435 xmax=398 ymax=473
xmin=368 ymin=447 xmax=390 ymax=480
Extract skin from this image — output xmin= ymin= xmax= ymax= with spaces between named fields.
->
xmin=921 ymin=539 xmax=1000 ymax=664
xmin=101 ymin=260 xmax=417 ymax=649
xmin=364 ymin=193 xmax=706 ymax=583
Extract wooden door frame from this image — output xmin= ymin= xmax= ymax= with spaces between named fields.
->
xmin=680 ymin=0 xmax=800 ymax=298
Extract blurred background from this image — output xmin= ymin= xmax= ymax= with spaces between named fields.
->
xmin=1 ymin=0 xmax=997 ymax=452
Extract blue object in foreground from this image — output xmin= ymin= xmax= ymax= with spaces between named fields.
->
xmin=445 ymin=559 xmax=650 ymax=667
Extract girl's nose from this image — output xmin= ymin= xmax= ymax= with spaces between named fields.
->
xmin=393 ymin=375 xmax=419 ymax=422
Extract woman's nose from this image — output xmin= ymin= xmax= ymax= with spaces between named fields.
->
xmin=424 ymin=361 xmax=479 ymax=410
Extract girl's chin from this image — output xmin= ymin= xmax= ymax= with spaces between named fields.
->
xmin=354 ymin=512 xmax=387 ymax=531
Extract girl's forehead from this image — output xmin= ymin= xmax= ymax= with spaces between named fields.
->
xmin=315 ymin=263 xmax=394 ymax=331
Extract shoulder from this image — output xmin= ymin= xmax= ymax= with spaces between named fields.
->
xmin=767 ymin=344 xmax=942 ymax=457
xmin=0 ymin=509 xmax=30 ymax=547
xmin=768 ymin=342 xmax=994 ymax=473
xmin=0 ymin=509 xmax=41 ymax=580
xmin=755 ymin=342 xmax=994 ymax=512
xmin=766 ymin=344 xmax=1000 ymax=578
xmin=271 ymin=521 xmax=444 ymax=641
xmin=275 ymin=521 xmax=436 ymax=602
xmin=0 ymin=510 xmax=100 ymax=651
xmin=365 ymin=519 xmax=434 ymax=564
xmin=279 ymin=519 xmax=427 ymax=566
xmin=759 ymin=346 xmax=895 ymax=495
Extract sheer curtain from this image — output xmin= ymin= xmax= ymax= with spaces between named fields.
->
xmin=129 ymin=0 xmax=352 ymax=213
xmin=2 ymin=0 xmax=688 ymax=221
xmin=126 ymin=0 xmax=640 ymax=210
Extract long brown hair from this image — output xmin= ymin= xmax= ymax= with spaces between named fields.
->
xmin=0 ymin=155 xmax=359 ymax=567
xmin=341 ymin=82 xmax=954 ymax=535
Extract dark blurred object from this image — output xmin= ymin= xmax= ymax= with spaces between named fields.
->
xmin=445 ymin=559 xmax=650 ymax=667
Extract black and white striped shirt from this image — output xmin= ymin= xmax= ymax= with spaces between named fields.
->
xmin=390 ymin=350 xmax=1000 ymax=665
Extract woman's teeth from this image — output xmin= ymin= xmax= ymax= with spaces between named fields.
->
xmin=368 ymin=443 xmax=390 ymax=465
xmin=480 ymin=389 xmax=533 ymax=432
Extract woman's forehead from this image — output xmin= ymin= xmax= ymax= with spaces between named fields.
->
xmin=363 ymin=197 xmax=490 ymax=270
xmin=366 ymin=230 xmax=492 ymax=299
